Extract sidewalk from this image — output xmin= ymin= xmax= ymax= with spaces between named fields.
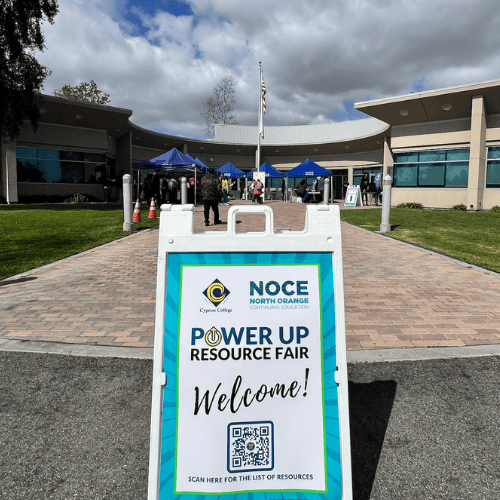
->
xmin=2 ymin=350 xmax=499 ymax=500
xmin=1 ymin=201 xmax=500 ymax=350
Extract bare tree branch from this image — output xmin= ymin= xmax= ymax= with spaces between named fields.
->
xmin=201 ymin=76 xmax=238 ymax=138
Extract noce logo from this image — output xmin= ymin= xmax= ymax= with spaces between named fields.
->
xmin=203 ymin=279 xmax=230 ymax=307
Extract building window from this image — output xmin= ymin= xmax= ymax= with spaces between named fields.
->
xmin=17 ymin=147 xmax=106 ymax=183
xmin=393 ymin=149 xmax=469 ymax=188
xmin=486 ymin=147 xmax=500 ymax=187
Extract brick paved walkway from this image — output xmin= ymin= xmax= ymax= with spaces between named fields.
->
xmin=1 ymin=201 xmax=499 ymax=350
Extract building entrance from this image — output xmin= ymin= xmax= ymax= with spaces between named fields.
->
xmin=331 ymin=170 xmax=348 ymax=200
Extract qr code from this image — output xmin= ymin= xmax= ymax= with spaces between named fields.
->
xmin=227 ymin=421 xmax=274 ymax=473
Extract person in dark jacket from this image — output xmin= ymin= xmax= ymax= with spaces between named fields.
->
xmin=151 ymin=171 xmax=161 ymax=206
xmin=296 ymin=179 xmax=308 ymax=203
xmin=360 ymin=172 xmax=370 ymax=206
xmin=200 ymin=169 xmax=222 ymax=226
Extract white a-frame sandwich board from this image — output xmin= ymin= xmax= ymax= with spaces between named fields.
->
xmin=148 ymin=204 xmax=352 ymax=500
xmin=344 ymin=186 xmax=361 ymax=207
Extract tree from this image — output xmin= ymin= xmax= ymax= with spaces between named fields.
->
xmin=53 ymin=80 xmax=111 ymax=105
xmin=202 ymin=76 xmax=237 ymax=138
xmin=0 ymin=0 xmax=58 ymax=141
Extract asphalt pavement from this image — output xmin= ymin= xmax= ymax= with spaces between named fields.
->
xmin=1 ymin=350 xmax=499 ymax=500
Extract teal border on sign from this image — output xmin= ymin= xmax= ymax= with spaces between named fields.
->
xmin=159 ymin=252 xmax=341 ymax=500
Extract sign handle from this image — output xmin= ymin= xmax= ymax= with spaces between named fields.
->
xmin=226 ymin=205 xmax=275 ymax=235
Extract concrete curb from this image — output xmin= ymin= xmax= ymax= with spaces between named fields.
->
xmin=347 ymin=344 xmax=500 ymax=363
xmin=2 ymin=338 xmax=500 ymax=363
xmin=0 ymin=338 xmax=153 ymax=359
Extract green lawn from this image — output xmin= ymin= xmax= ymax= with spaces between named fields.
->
xmin=3 ymin=205 xmax=500 ymax=280
xmin=340 ymin=208 xmax=500 ymax=273
xmin=0 ymin=204 xmax=159 ymax=280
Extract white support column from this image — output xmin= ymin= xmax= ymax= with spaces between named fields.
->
xmin=383 ymin=135 xmax=393 ymax=177
xmin=467 ymin=95 xmax=487 ymax=211
xmin=122 ymin=174 xmax=134 ymax=231
xmin=180 ymin=177 xmax=187 ymax=204
xmin=380 ymin=175 xmax=393 ymax=232
xmin=1 ymin=141 xmax=18 ymax=203
xmin=323 ymin=177 xmax=330 ymax=205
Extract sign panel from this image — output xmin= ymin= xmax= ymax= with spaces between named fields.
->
xmin=344 ymin=186 xmax=360 ymax=207
xmin=149 ymin=205 xmax=351 ymax=500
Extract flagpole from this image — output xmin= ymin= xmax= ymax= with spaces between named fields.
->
xmin=257 ymin=61 xmax=262 ymax=172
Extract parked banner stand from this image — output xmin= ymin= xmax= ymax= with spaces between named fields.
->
xmin=344 ymin=185 xmax=361 ymax=207
xmin=148 ymin=204 xmax=352 ymax=500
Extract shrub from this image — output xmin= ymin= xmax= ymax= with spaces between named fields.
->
xmin=65 ymin=193 xmax=89 ymax=204
xmin=452 ymin=204 xmax=467 ymax=211
xmin=397 ymin=202 xmax=423 ymax=209
xmin=491 ymin=205 xmax=500 ymax=213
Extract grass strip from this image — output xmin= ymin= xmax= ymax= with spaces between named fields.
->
xmin=340 ymin=208 xmax=500 ymax=273
xmin=0 ymin=204 xmax=159 ymax=280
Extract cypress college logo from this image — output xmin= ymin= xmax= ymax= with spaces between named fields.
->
xmin=203 ymin=279 xmax=230 ymax=307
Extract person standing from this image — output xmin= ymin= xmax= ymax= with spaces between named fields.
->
xmin=201 ymin=168 xmax=222 ymax=226
xmin=143 ymin=173 xmax=153 ymax=203
xmin=151 ymin=171 xmax=161 ymax=206
xmin=248 ymin=178 xmax=254 ymax=202
xmin=296 ymin=178 xmax=308 ymax=203
xmin=360 ymin=172 xmax=370 ymax=206
xmin=159 ymin=174 xmax=168 ymax=205
xmin=221 ymin=175 xmax=229 ymax=204
xmin=188 ymin=175 xmax=196 ymax=204
xmin=98 ymin=173 xmax=111 ymax=202
xmin=374 ymin=172 xmax=382 ymax=206
xmin=253 ymin=177 xmax=264 ymax=204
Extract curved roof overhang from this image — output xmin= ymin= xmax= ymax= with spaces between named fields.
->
xmin=39 ymin=95 xmax=132 ymax=133
xmin=38 ymin=94 xmax=389 ymax=158
xmin=355 ymin=79 xmax=500 ymax=126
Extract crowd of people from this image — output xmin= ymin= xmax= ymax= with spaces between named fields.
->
xmin=132 ymin=168 xmax=388 ymax=213
xmin=138 ymin=170 xmax=199 ymax=206
xmin=359 ymin=172 xmax=383 ymax=206
xmin=135 ymin=168 xmax=339 ymax=219
xmin=295 ymin=176 xmax=327 ymax=203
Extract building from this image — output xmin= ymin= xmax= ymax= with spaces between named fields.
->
xmin=2 ymin=79 xmax=500 ymax=209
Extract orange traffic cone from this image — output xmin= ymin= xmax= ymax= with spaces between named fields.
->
xmin=148 ymin=198 xmax=157 ymax=219
xmin=133 ymin=199 xmax=141 ymax=223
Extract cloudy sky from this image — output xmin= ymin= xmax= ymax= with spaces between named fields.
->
xmin=36 ymin=0 xmax=500 ymax=139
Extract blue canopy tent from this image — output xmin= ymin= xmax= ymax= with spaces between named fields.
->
xmin=184 ymin=154 xmax=209 ymax=172
xmin=216 ymin=162 xmax=246 ymax=178
xmin=194 ymin=158 xmax=209 ymax=170
xmin=286 ymin=158 xmax=332 ymax=177
xmin=246 ymin=162 xmax=285 ymax=177
xmin=136 ymin=148 xmax=194 ymax=169
xmin=135 ymin=148 xmax=204 ymax=205
xmin=286 ymin=159 xmax=332 ymax=203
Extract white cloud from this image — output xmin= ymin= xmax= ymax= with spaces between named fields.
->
xmin=36 ymin=0 xmax=500 ymax=137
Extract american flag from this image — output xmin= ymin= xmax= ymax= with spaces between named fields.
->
xmin=261 ymin=78 xmax=266 ymax=114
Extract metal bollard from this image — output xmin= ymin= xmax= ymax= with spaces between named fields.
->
xmin=380 ymin=175 xmax=392 ymax=232
xmin=122 ymin=174 xmax=134 ymax=231
xmin=323 ymin=177 xmax=330 ymax=205
xmin=181 ymin=177 xmax=187 ymax=205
